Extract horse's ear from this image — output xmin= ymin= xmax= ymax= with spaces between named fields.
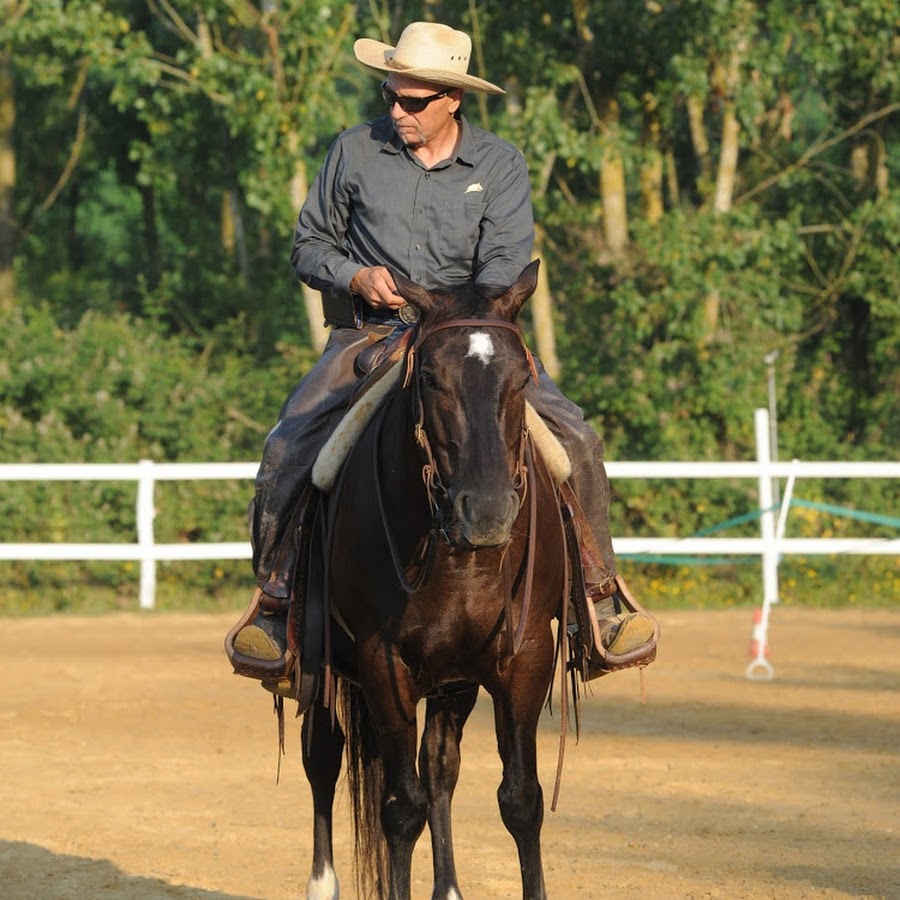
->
xmin=392 ymin=269 xmax=438 ymax=315
xmin=490 ymin=260 xmax=540 ymax=321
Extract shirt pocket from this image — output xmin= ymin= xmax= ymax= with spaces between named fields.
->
xmin=439 ymin=195 xmax=486 ymax=270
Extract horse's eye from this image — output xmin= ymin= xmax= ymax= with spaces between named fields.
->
xmin=419 ymin=370 xmax=439 ymax=391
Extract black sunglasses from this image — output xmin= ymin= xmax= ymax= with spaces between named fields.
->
xmin=381 ymin=81 xmax=452 ymax=114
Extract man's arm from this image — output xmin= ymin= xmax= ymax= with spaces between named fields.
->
xmin=290 ymin=136 xmax=404 ymax=311
xmin=473 ymin=148 xmax=535 ymax=288
xmin=289 ymin=137 xmax=362 ymax=298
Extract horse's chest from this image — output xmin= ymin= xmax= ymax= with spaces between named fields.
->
xmin=395 ymin=588 xmax=503 ymax=679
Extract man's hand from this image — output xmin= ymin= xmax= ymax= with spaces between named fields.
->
xmin=349 ymin=266 xmax=405 ymax=311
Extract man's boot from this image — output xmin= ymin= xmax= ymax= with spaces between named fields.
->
xmin=587 ymin=580 xmax=657 ymax=675
xmin=226 ymin=485 xmax=316 ymax=680
xmin=225 ymin=577 xmax=293 ymax=681
xmin=231 ymin=578 xmax=291 ymax=663
xmin=579 ymin=544 xmax=657 ymax=678
xmin=561 ymin=488 xmax=658 ymax=680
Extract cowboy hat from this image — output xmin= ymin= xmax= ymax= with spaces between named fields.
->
xmin=354 ymin=22 xmax=504 ymax=95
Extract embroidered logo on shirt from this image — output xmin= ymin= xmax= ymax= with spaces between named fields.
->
xmin=465 ymin=182 xmax=484 ymax=193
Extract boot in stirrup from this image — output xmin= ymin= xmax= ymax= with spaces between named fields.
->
xmin=564 ymin=505 xmax=658 ymax=680
xmin=224 ymin=574 xmax=293 ymax=681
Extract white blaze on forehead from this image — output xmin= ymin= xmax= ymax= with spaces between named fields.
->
xmin=466 ymin=332 xmax=495 ymax=366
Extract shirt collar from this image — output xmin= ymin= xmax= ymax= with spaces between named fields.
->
xmin=454 ymin=116 xmax=476 ymax=168
xmin=375 ymin=114 xmax=475 ymax=168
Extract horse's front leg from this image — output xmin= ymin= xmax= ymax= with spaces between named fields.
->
xmin=363 ymin=652 xmax=429 ymax=900
xmin=301 ymin=700 xmax=345 ymax=900
xmin=489 ymin=652 xmax=554 ymax=900
xmin=420 ymin=684 xmax=479 ymax=900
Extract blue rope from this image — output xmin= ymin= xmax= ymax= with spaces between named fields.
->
xmin=692 ymin=505 xmax=778 ymax=537
xmin=618 ymin=554 xmax=757 ymax=566
xmin=619 ymin=496 xmax=897 ymax=567
xmin=789 ymin=498 xmax=900 ymax=530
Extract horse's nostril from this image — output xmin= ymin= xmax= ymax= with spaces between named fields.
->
xmin=451 ymin=486 xmax=520 ymax=548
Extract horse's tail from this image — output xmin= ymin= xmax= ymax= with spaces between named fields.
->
xmin=338 ymin=678 xmax=389 ymax=899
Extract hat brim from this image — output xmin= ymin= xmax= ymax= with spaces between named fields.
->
xmin=354 ymin=38 xmax=505 ymax=95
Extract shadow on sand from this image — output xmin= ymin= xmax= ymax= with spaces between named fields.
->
xmin=0 ymin=841 xmax=259 ymax=900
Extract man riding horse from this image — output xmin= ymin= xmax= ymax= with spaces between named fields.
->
xmin=225 ymin=21 xmax=657 ymax=690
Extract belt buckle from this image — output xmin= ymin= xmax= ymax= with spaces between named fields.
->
xmin=399 ymin=304 xmax=419 ymax=325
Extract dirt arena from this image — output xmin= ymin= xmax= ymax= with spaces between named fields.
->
xmin=0 ymin=606 xmax=897 ymax=899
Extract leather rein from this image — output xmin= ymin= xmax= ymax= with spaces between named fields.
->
xmin=373 ymin=317 xmax=541 ymax=657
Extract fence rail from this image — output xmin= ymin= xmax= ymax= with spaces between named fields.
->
xmin=1 ymin=410 xmax=898 ymax=611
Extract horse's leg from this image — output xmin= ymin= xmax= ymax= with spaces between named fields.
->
xmin=491 ymin=669 xmax=551 ymax=900
xmin=362 ymin=657 xmax=428 ymax=900
xmin=420 ymin=684 xmax=479 ymax=900
xmin=301 ymin=700 xmax=345 ymax=900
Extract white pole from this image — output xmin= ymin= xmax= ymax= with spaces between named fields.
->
xmin=764 ymin=350 xmax=780 ymax=505
xmin=137 ymin=459 xmax=157 ymax=610
xmin=755 ymin=409 xmax=779 ymax=606
xmin=748 ymin=409 xmax=777 ymax=680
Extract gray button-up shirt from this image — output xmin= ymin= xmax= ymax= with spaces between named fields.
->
xmin=290 ymin=114 xmax=534 ymax=297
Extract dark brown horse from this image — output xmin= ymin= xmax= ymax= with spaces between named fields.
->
xmin=300 ymin=261 xmax=569 ymax=900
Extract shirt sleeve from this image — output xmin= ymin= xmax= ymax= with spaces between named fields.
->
xmin=473 ymin=148 xmax=535 ymax=288
xmin=289 ymin=136 xmax=362 ymax=297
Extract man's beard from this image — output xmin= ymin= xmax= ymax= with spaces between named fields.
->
xmin=394 ymin=121 xmax=426 ymax=148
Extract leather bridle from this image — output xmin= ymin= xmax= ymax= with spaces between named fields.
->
xmin=374 ymin=316 xmax=541 ymax=652
xmin=404 ymin=317 xmax=538 ymax=522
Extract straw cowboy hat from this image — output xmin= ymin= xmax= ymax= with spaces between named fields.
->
xmin=354 ymin=22 xmax=504 ymax=95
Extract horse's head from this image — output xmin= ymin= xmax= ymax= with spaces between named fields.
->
xmin=394 ymin=261 xmax=540 ymax=549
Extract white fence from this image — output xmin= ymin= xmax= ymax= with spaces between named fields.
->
xmin=1 ymin=410 xmax=898 ymax=615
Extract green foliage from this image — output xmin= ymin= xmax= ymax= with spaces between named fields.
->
xmin=2 ymin=1 xmax=898 ymax=610
xmin=0 ymin=301 xmax=317 ymax=606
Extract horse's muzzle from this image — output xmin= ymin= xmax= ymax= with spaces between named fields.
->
xmin=451 ymin=488 xmax=521 ymax=548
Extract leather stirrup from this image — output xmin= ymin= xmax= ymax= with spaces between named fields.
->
xmin=224 ymin=587 xmax=295 ymax=680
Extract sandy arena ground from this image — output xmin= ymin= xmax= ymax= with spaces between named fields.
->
xmin=0 ymin=606 xmax=897 ymax=899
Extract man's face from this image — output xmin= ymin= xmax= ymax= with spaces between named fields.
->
xmin=383 ymin=75 xmax=462 ymax=148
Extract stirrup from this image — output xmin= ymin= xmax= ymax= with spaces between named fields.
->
xmin=224 ymin=587 xmax=294 ymax=681
xmin=577 ymin=575 xmax=659 ymax=680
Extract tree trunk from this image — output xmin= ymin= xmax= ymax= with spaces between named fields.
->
xmin=531 ymin=225 xmax=560 ymax=380
xmin=665 ymin=148 xmax=680 ymax=208
xmin=0 ymin=20 xmax=15 ymax=315
xmin=704 ymin=101 xmax=741 ymax=335
xmin=705 ymin=49 xmax=745 ymax=340
xmin=289 ymin=151 xmax=327 ymax=352
xmin=686 ymin=94 xmax=711 ymax=198
xmin=220 ymin=188 xmax=248 ymax=282
xmin=505 ymin=82 xmax=560 ymax=378
xmin=713 ymin=105 xmax=741 ymax=214
xmin=640 ymin=98 xmax=664 ymax=226
xmin=598 ymin=95 xmax=628 ymax=258
xmin=711 ymin=51 xmax=742 ymax=215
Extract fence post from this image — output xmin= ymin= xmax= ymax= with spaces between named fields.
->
xmin=749 ymin=409 xmax=777 ymax=679
xmin=137 ymin=459 xmax=157 ymax=610
xmin=754 ymin=409 xmax=779 ymax=605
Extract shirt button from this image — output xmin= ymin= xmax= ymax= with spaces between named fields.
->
xmin=415 ymin=244 xmax=421 ymax=250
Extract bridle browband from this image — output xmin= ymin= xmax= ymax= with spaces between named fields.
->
xmin=402 ymin=317 xmax=539 ymax=389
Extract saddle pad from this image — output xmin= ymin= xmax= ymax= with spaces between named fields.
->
xmin=312 ymin=362 xmax=403 ymax=492
xmin=311 ymin=361 xmax=572 ymax=493
xmin=524 ymin=403 xmax=571 ymax=485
